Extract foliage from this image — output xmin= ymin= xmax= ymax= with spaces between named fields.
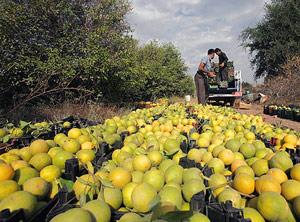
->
xmin=0 ymin=0 xmax=194 ymax=116
xmin=242 ymin=82 xmax=253 ymax=93
xmin=117 ymin=42 xmax=194 ymax=101
xmin=241 ymin=0 xmax=300 ymax=79
xmin=256 ymin=56 xmax=300 ymax=105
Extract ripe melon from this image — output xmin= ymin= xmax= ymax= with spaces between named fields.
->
xmin=267 ymin=168 xmax=288 ymax=184
xmin=52 ymin=151 xmax=73 ymax=170
xmin=233 ymin=173 xmax=255 ymax=195
xmin=73 ymin=174 xmax=100 ymax=199
xmin=218 ymin=149 xmax=235 ymax=165
xmin=225 ymin=139 xmax=241 ymax=152
xmin=14 ymin=166 xmax=39 ymax=185
xmin=118 ymin=213 xmax=143 ymax=222
xmin=23 ymin=177 xmax=50 ymax=199
xmin=29 ymin=139 xmax=49 ymax=155
xmin=159 ymin=186 xmax=183 ymax=210
xmin=143 ymin=169 xmax=164 ymax=191
xmin=11 ymin=160 xmax=29 ymax=170
xmin=165 ymin=164 xmax=183 ymax=184
xmin=19 ymin=147 xmax=32 ymax=162
xmin=293 ymin=196 xmax=300 ymax=219
xmin=182 ymin=179 xmax=205 ymax=202
xmin=0 ymin=163 xmax=14 ymax=181
xmin=0 ymin=180 xmax=19 ymax=200
xmin=131 ymin=171 xmax=144 ymax=183
xmin=243 ymin=207 xmax=265 ymax=222
xmin=48 ymin=147 xmax=63 ymax=159
xmin=147 ymin=151 xmax=163 ymax=166
xmin=103 ymin=187 xmax=122 ymax=210
xmin=255 ymin=175 xmax=281 ymax=194
xmin=132 ymin=155 xmax=151 ymax=172
xmin=183 ymin=212 xmax=210 ymax=222
xmin=29 ymin=153 xmax=52 ymax=171
xmin=67 ymin=128 xmax=82 ymax=139
xmin=76 ymin=150 xmax=95 ymax=164
xmin=63 ymin=139 xmax=80 ymax=153
xmin=40 ymin=165 xmax=61 ymax=182
xmin=163 ymin=138 xmax=180 ymax=155
xmin=251 ymin=159 xmax=269 ymax=176
xmin=0 ymin=191 xmax=37 ymax=218
xmin=281 ymin=180 xmax=300 ymax=201
xmin=207 ymin=158 xmax=224 ymax=174
xmin=109 ymin=167 xmax=131 ymax=189
xmin=290 ymin=163 xmax=300 ymax=182
xmin=208 ymin=173 xmax=228 ymax=197
xmin=257 ymin=192 xmax=295 ymax=222
xmin=240 ymin=143 xmax=256 ymax=159
xmin=182 ymin=168 xmax=202 ymax=184
xmin=231 ymin=159 xmax=247 ymax=172
xmin=218 ymin=188 xmax=241 ymax=208
xmin=131 ymin=183 xmax=158 ymax=213
xmin=234 ymin=165 xmax=255 ymax=178
xmin=50 ymin=208 xmax=93 ymax=222
xmin=122 ymin=182 xmax=138 ymax=208
xmin=269 ymin=151 xmax=293 ymax=172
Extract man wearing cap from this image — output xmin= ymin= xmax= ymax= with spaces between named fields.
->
xmin=194 ymin=49 xmax=216 ymax=104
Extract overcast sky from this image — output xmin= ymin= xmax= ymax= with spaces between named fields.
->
xmin=127 ymin=0 xmax=270 ymax=84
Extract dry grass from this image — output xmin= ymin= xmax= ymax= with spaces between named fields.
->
xmin=2 ymin=102 xmax=132 ymax=124
xmin=256 ymin=56 xmax=300 ymax=106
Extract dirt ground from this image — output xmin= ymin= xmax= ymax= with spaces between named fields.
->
xmin=236 ymin=104 xmax=300 ymax=132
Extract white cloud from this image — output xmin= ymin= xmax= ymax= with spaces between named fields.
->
xmin=128 ymin=0 xmax=269 ymax=83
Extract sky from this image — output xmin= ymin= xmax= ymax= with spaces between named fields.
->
xmin=127 ymin=0 xmax=270 ymax=84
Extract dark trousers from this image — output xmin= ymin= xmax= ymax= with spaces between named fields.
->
xmin=220 ymin=67 xmax=228 ymax=81
xmin=194 ymin=73 xmax=208 ymax=104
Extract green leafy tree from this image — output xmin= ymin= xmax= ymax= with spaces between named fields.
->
xmin=0 ymin=0 xmax=194 ymax=116
xmin=241 ymin=0 xmax=300 ymax=79
xmin=122 ymin=42 xmax=194 ymax=101
xmin=0 ymin=0 xmax=132 ymax=111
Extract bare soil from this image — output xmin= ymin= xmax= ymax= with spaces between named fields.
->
xmin=236 ymin=104 xmax=300 ymax=132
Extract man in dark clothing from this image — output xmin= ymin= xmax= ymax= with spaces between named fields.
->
xmin=215 ymin=48 xmax=229 ymax=81
xmin=194 ymin=49 xmax=216 ymax=104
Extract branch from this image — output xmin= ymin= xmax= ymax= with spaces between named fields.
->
xmin=9 ymin=87 xmax=93 ymax=113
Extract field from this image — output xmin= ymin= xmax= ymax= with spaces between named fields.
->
xmin=0 ymin=102 xmax=300 ymax=222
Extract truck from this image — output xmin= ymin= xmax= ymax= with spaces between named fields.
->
xmin=207 ymin=61 xmax=242 ymax=107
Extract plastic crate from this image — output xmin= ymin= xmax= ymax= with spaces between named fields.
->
xmin=190 ymin=191 xmax=206 ymax=213
xmin=45 ymin=189 xmax=77 ymax=222
xmin=179 ymin=157 xmax=198 ymax=169
xmin=189 ymin=139 xmax=198 ymax=149
xmin=180 ymin=140 xmax=189 ymax=154
xmin=207 ymin=201 xmax=251 ymax=222
xmin=111 ymin=211 xmax=126 ymax=222
xmin=0 ymin=209 xmax=25 ymax=222
xmin=62 ymin=158 xmax=87 ymax=181
xmin=263 ymin=106 xmax=269 ymax=115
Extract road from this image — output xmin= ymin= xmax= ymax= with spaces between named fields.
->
xmin=236 ymin=104 xmax=300 ymax=132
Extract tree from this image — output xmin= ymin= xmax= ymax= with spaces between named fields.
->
xmin=0 ymin=0 xmax=194 ymax=116
xmin=108 ymin=41 xmax=194 ymax=101
xmin=0 ymin=0 xmax=133 ymax=111
xmin=241 ymin=0 xmax=300 ymax=79
xmin=242 ymin=82 xmax=253 ymax=93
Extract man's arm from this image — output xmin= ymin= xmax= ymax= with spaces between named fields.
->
xmin=199 ymin=63 xmax=216 ymax=77
xmin=198 ymin=63 xmax=208 ymax=73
